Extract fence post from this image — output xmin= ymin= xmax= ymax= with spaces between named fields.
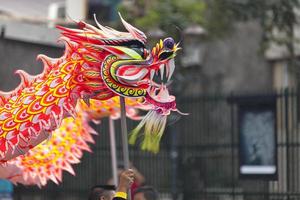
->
xmin=170 ymin=114 xmax=179 ymax=199
xmin=230 ymin=92 xmax=236 ymax=200
xmin=284 ymin=89 xmax=290 ymax=200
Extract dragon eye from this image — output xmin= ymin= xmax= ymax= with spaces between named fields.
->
xmin=119 ymin=40 xmax=147 ymax=59
xmin=131 ymin=46 xmax=146 ymax=58
xmin=159 ymin=51 xmax=173 ymax=60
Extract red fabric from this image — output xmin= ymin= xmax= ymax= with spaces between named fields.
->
xmin=131 ymin=181 xmax=139 ymax=199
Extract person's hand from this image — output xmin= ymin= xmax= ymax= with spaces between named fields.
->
xmin=117 ymin=169 xmax=135 ymax=193
xmin=128 ymin=162 xmax=145 ymax=185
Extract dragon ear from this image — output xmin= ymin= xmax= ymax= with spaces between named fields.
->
xmin=118 ymin=12 xmax=147 ymax=43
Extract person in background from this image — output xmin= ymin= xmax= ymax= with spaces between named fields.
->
xmin=107 ymin=162 xmax=145 ymax=199
xmin=88 ymin=185 xmax=116 ymax=200
xmin=133 ymin=186 xmax=159 ymax=200
xmin=113 ymin=169 xmax=135 ymax=200
xmin=89 ymin=169 xmax=135 ymax=200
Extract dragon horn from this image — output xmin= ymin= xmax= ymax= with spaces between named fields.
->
xmin=118 ymin=12 xmax=147 ymax=43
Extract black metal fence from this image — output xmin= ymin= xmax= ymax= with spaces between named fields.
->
xmin=13 ymin=90 xmax=300 ymax=200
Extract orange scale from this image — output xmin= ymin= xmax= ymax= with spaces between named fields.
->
xmin=60 ymin=61 xmax=78 ymax=74
xmin=40 ymin=91 xmax=59 ymax=107
xmin=35 ymin=85 xmax=49 ymax=96
xmin=2 ymin=104 xmax=12 ymax=111
xmin=27 ymin=99 xmax=46 ymax=115
xmin=65 ymin=76 xmax=77 ymax=89
xmin=2 ymin=117 xmax=18 ymax=132
xmin=14 ymin=107 xmax=33 ymax=123
xmin=49 ymin=78 xmax=63 ymax=89
xmin=0 ymin=111 xmax=12 ymax=121
xmin=22 ymin=96 xmax=36 ymax=105
xmin=53 ymin=84 xmax=69 ymax=98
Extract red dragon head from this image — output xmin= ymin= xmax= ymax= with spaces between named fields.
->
xmin=57 ymin=14 xmax=184 ymax=153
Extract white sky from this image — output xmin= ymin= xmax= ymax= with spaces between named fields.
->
xmin=0 ymin=0 xmax=64 ymax=18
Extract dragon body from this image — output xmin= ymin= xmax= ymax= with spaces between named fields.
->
xmin=0 ymin=97 xmax=143 ymax=186
xmin=0 ymin=15 xmax=181 ymax=163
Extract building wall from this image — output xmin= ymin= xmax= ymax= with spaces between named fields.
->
xmin=0 ymin=38 xmax=63 ymax=92
xmin=181 ymin=21 xmax=273 ymax=96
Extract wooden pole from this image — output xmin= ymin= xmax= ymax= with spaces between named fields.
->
xmin=119 ymin=96 xmax=131 ymax=200
xmin=109 ymin=117 xmax=118 ymax=187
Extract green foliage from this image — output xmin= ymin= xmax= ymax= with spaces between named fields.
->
xmin=202 ymin=0 xmax=235 ymax=38
xmin=118 ymin=0 xmax=206 ymax=38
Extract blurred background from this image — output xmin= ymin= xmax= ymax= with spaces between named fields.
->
xmin=0 ymin=0 xmax=300 ymax=200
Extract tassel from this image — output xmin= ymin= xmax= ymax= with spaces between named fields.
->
xmin=129 ymin=110 xmax=167 ymax=153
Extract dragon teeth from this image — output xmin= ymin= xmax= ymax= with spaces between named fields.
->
xmin=167 ymin=59 xmax=175 ymax=81
xmin=159 ymin=64 xmax=164 ymax=80
xmin=165 ymin=63 xmax=169 ymax=80
xmin=150 ymin=69 xmax=155 ymax=81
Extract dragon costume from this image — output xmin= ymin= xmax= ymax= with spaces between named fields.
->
xmin=0 ymin=14 xmax=181 ymax=162
xmin=0 ymin=97 xmax=143 ymax=187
